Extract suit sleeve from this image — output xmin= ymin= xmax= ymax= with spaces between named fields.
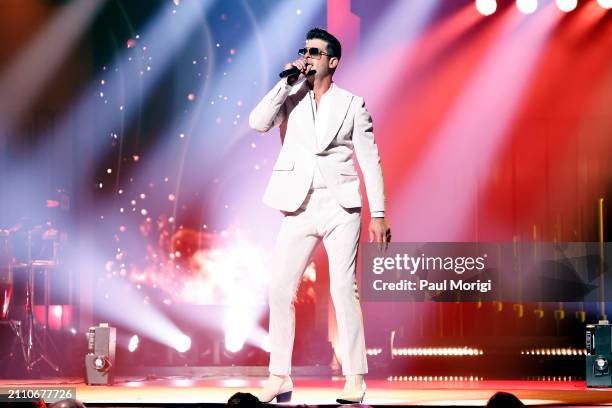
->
xmin=352 ymin=96 xmax=386 ymax=215
xmin=248 ymin=78 xmax=292 ymax=132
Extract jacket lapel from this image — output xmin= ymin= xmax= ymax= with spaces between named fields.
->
xmin=317 ymin=85 xmax=353 ymax=153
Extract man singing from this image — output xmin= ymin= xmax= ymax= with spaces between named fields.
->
xmin=249 ymin=28 xmax=390 ymax=404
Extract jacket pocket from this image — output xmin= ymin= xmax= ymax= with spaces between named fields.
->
xmin=339 ymin=163 xmax=358 ymax=176
xmin=272 ymin=158 xmax=295 ymax=171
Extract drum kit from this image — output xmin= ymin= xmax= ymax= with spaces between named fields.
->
xmin=1 ymin=222 xmax=60 ymax=374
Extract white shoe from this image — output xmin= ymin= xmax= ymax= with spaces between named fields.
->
xmin=336 ymin=374 xmax=366 ymax=404
xmin=258 ymin=374 xmax=293 ymax=403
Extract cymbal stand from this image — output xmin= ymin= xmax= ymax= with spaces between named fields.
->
xmin=23 ymin=230 xmax=60 ymax=373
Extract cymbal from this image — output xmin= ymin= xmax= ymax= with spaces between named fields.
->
xmin=9 ymin=263 xmax=29 ymax=269
xmin=9 ymin=261 xmax=57 ymax=269
xmin=32 ymin=260 xmax=56 ymax=267
xmin=0 ymin=226 xmax=21 ymax=236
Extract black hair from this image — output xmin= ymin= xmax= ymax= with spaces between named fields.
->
xmin=306 ymin=28 xmax=342 ymax=60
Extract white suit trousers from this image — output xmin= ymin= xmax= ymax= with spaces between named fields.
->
xmin=268 ymin=187 xmax=368 ymax=375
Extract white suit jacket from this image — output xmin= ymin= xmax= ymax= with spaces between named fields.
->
xmin=249 ymin=78 xmax=385 ymax=214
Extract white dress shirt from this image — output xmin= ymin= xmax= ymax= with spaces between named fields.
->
xmin=309 ymin=83 xmax=333 ymax=189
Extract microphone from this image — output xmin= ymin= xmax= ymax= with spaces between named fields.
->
xmin=278 ymin=64 xmax=316 ymax=78
xmin=279 ymin=66 xmax=300 ymax=78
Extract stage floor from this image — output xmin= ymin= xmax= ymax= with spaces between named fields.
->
xmin=1 ymin=377 xmax=612 ymax=406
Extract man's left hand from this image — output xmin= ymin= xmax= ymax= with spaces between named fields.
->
xmin=369 ymin=218 xmax=391 ymax=252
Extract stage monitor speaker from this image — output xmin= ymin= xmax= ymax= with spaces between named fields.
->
xmin=586 ymin=321 xmax=612 ymax=387
xmin=85 ymin=323 xmax=116 ymax=385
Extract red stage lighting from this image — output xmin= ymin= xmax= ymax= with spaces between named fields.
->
xmin=556 ymin=0 xmax=577 ymax=12
xmin=597 ymin=0 xmax=612 ymax=9
xmin=476 ymin=0 xmax=497 ymax=16
xmin=517 ymin=0 xmax=538 ymax=14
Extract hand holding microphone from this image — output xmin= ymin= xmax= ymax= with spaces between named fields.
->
xmin=279 ymin=59 xmax=315 ymax=85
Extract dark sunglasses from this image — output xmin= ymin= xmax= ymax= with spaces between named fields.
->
xmin=298 ymin=47 xmax=330 ymax=59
